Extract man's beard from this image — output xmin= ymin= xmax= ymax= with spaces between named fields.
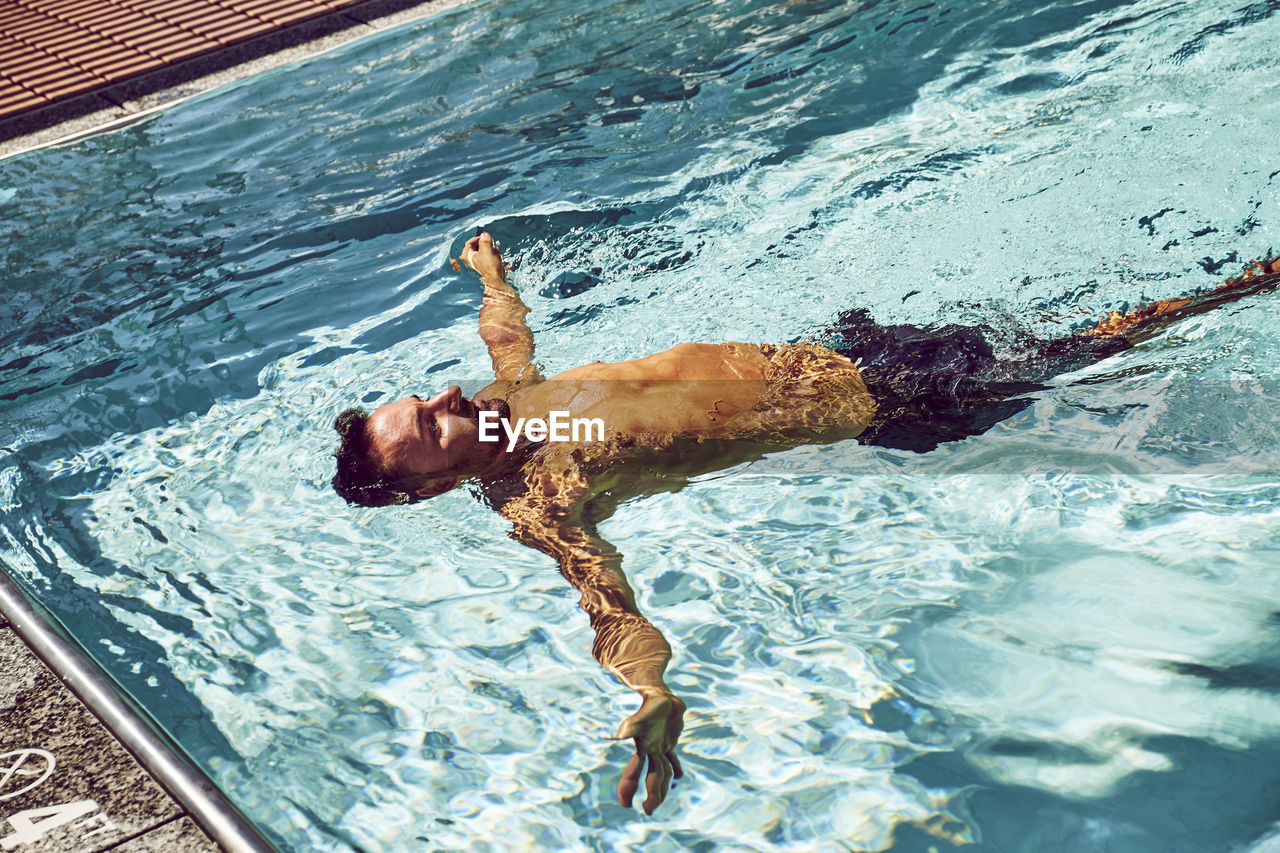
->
xmin=475 ymin=397 xmax=516 ymax=455
xmin=474 ymin=397 xmax=511 ymax=426
xmin=473 ymin=397 xmax=540 ymax=460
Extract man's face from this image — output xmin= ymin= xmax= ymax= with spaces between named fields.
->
xmin=364 ymin=386 xmax=501 ymax=489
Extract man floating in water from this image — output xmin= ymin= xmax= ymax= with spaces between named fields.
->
xmin=332 ymin=231 xmax=1280 ymax=815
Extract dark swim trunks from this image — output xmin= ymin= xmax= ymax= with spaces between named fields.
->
xmin=822 ymin=308 xmax=1132 ymax=452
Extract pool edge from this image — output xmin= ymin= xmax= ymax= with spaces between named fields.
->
xmin=0 ymin=568 xmax=278 ymax=853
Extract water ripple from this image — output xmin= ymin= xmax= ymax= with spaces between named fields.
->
xmin=2 ymin=0 xmax=1280 ymax=849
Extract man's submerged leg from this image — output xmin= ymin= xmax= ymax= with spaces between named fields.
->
xmin=1084 ymin=256 xmax=1280 ymax=341
xmin=829 ymin=255 xmax=1280 ymax=452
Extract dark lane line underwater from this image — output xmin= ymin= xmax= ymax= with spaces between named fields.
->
xmin=2 ymin=0 xmax=1280 ymax=849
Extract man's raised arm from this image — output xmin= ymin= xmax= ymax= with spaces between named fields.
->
xmin=496 ymin=454 xmax=685 ymax=815
xmin=457 ymin=232 xmax=541 ymax=383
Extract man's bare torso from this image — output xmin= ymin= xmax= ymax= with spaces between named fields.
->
xmin=480 ymin=341 xmax=877 ymax=445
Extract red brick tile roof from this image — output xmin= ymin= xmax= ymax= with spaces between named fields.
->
xmin=0 ymin=0 xmax=366 ymax=120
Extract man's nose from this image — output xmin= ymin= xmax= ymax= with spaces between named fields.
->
xmin=423 ymin=385 xmax=462 ymax=412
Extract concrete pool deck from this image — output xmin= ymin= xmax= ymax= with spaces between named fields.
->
xmin=0 ymin=0 xmax=468 ymax=160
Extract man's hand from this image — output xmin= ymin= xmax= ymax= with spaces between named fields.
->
xmin=456 ymin=231 xmax=506 ymax=281
xmin=613 ymin=690 xmax=686 ymax=815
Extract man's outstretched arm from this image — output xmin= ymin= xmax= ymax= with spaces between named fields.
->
xmin=497 ymin=457 xmax=685 ymax=815
xmin=458 ymin=232 xmax=542 ymax=383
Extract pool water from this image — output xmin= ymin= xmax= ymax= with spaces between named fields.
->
xmin=3 ymin=0 xmax=1280 ymax=849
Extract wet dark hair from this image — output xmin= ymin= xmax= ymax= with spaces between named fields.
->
xmin=331 ymin=408 xmax=419 ymax=507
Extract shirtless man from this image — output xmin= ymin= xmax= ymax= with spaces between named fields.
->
xmin=333 ymin=232 xmax=1280 ymax=815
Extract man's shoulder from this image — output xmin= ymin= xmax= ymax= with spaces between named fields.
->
xmin=476 ymin=370 xmax=543 ymax=400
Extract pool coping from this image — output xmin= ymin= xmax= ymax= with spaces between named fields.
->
xmin=0 ymin=568 xmax=275 ymax=853
xmin=0 ymin=0 xmax=472 ymax=162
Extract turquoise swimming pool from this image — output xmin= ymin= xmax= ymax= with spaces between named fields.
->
xmin=3 ymin=0 xmax=1280 ymax=848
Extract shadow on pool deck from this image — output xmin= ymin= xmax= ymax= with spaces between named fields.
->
xmin=0 ymin=0 xmax=471 ymax=161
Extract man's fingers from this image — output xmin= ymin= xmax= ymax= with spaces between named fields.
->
xmin=459 ymin=232 xmax=502 ymax=271
xmin=642 ymin=753 xmax=669 ymax=815
xmin=615 ymin=696 xmax=686 ymax=813
xmin=641 ymin=755 xmax=660 ymax=814
xmin=617 ymin=752 xmax=642 ymax=808
xmin=612 ymin=717 xmax=639 ymax=741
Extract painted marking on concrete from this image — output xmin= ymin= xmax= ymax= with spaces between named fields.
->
xmin=1 ymin=800 xmax=99 ymax=849
xmin=0 ymin=747 xmax=123 ymax=850
xmin=74 ymin=811 xmax=118 ymax=840
xmin=0 ymin=752 xmax=55 ymax=803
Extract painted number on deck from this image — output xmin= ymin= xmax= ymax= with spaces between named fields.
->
xmin=0 ymin=747 xmax=117 ymax=848
xmin=0 ymin=801 xmax=98 ymax=850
